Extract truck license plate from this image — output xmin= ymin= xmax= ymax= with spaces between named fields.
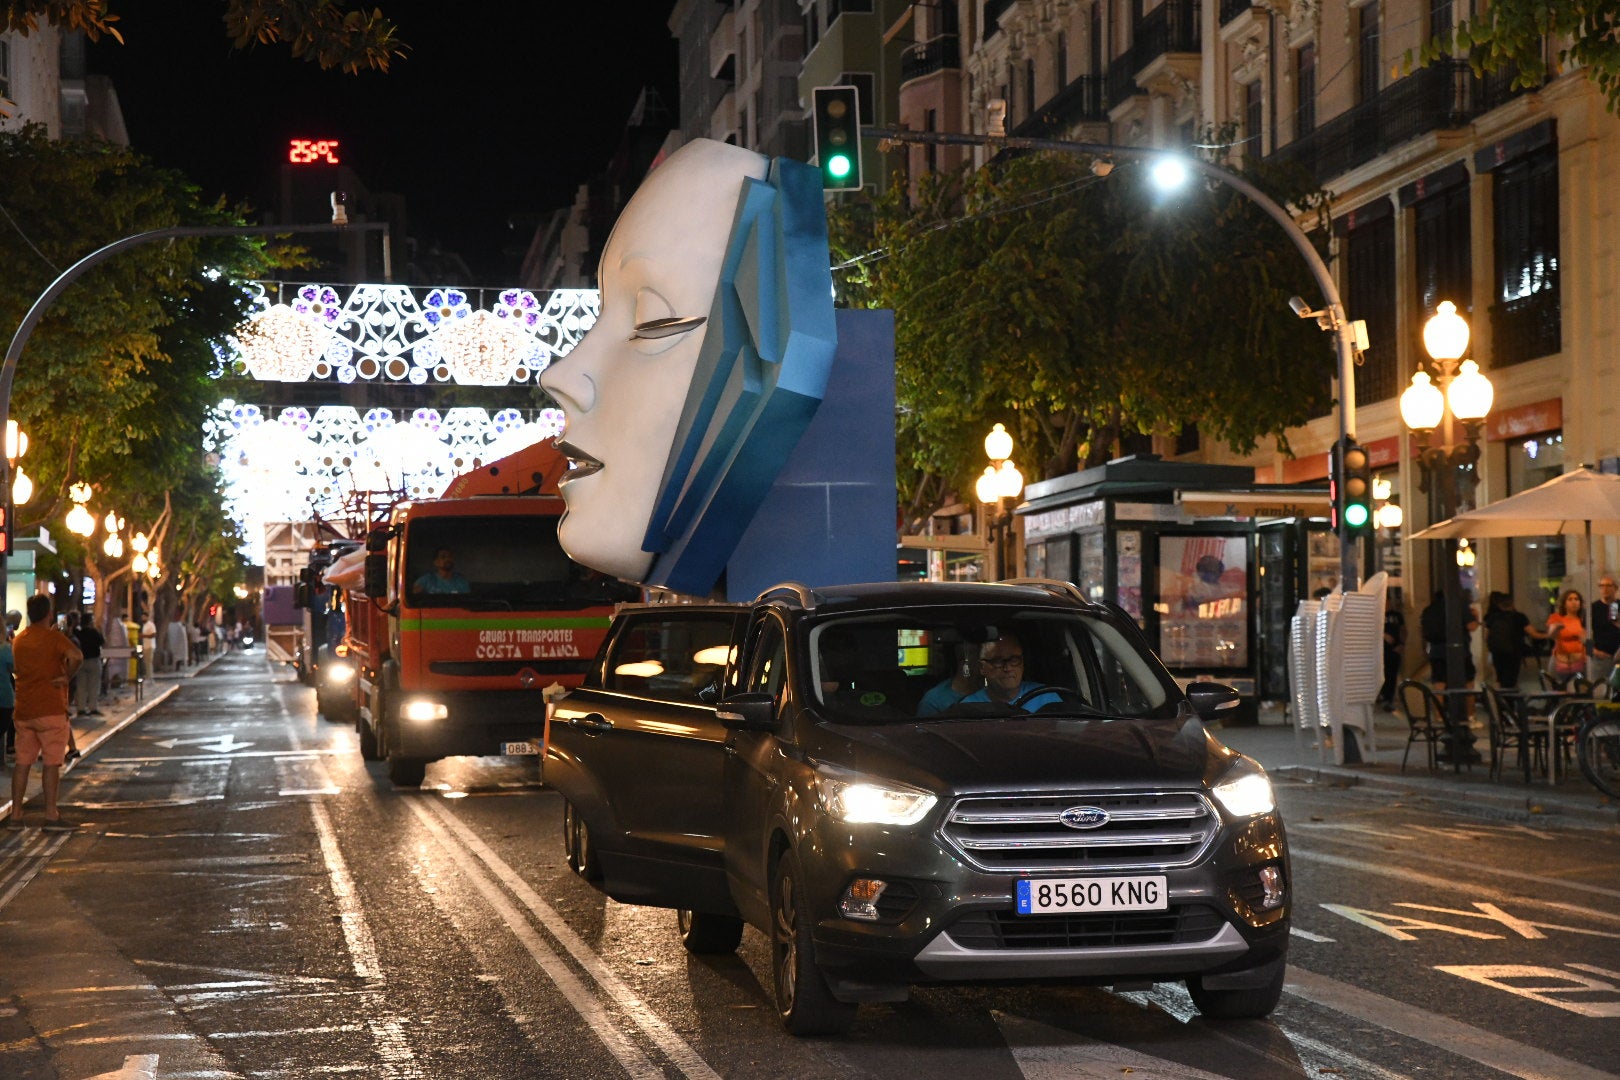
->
xmin=501 ymin=741 xmax=539 ymax=756
xmin=1015 ymin=875 xmax=1167 ymax=915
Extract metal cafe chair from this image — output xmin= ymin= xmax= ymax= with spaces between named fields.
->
xmin=1481 ymin=684 xmax=1545 ymax=782
xmin=1396 ymin=679 xmax=1447 ymax=773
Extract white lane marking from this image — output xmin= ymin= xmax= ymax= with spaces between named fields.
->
xmin=99 ymin=750 xmax=337 ymax=764
xmin=208 ymin=1025 xmax=367 ymax=1039
xmin=1290 ymin=927 xmax=1336 ymax=942
xmin=405 ymin=797 xmax=711 ymax=1080
xmin=0 ymin=832 xmax=72 ymax=911
xmin=84 ymin=1053 xmax=159 ymax=1079
xmin=1285 ymin=966 xmax=1620 ymax=1080
xmin=1436 ymin=964 xmax=1620 ymax=1018
xmin=1290 ymin=847 xmax=1620 ymax=925
xmin=307 ymin=799 xmax=382 ymax=983
xmin=276 ymin=754 xmax=341 ymax=796
xmin=996 ymin=1010 xmax=1235 ymax=1079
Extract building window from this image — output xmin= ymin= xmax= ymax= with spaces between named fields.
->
xmin=1429 ymin=0 xmax=1453 ymax=43
xmin=1090 ymin=5 xmax=1102 ymax=74
xmin=1294 ymin=43 xmax=1317 ymax=137
xmin=829 ymin=0 xmax=873 ymax=21
xmin=0 ymin=39 xmax=10 ymax=98
xmin=1243 ymin=80 xmax=1263 ymax=156
xmin=1357 ymin=6 xmax=1379 ymax=104
xmin=925 ymin=107 xmax=937 ymax=171
xmin=804 ymin=1 xmax=819 ymax=51
xmin=1346 ymin=214 xmax=1397 ymax=404
xmin=1025 ymin=58 xmax=1036 ymax=117
xmin=1493 ymin=146 xmax=1561 ymax=365
xmin=1413 ymin=182 xmax=1472 ymax=324
xmin=1056 ymin=31 xmax=1067 ymax=88
xmin=1507 ymin=432 xmax=1565 ymax=623
xmin=839 ymin=71 xmax=877 ymax=125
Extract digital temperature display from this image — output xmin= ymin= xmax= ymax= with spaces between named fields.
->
xmin=288 ymin=139 xmax=341 ymax=165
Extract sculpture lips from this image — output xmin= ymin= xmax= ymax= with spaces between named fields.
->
xmin=556 ymin=441 xmax=602 ymax=484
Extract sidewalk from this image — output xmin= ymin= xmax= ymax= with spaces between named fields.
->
xmin=3 ymin=649 xmax=230 ymax=822
xmin=1220 ymin=701 xmax=1620 ymax=831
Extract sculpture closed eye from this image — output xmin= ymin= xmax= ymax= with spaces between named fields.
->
xmin=630 ymin=315 xmax=707 ymax=341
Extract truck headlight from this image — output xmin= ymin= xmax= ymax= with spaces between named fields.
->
xmin=816 ymin=767 xmax=936 ymax=826
xmin=327 ymin=660 xmax=355 ymax=684
xmin=402 ymin=699 xmax=447 ymax=723
xmin=1211 ymin=761 xmax=1276 ymax=818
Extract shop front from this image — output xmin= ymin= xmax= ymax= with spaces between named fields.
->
xmin=1018 ymin=456 xmax=1333 ymax=723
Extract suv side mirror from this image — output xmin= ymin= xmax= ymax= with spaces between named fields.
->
xmin=1185 ymin=681 xmax=1241 ymax=720
xmin=717 ymin=693 xmax=777 ymax=731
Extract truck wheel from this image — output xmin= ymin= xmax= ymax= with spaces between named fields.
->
xmin=357 ymin=714 xmax=381 ymax=761
xmin=677 ymin=909 xmax=743 ymax=954
xmin=770 ymin=849 xmax=857 ymax=1035
xmin=1186 ymin=958 xmax=1287 ymax=1019
xmin=563 ymin=801 xmax=601 ymax=881
xmin=388 ymin=756 xmax=427 ymax=787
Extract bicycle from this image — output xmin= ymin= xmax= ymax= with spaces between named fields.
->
xmin=1577 ymin=702 xmax=1620 ymax=799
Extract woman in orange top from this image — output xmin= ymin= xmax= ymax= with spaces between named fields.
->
xmin=1546 ymin=588 xmax=1587 ymax=683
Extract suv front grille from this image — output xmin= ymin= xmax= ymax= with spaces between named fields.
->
xmin=941 ymin=791 xmax=1218 ymax=873
xmin=949 ymin=905 xmax=1226 ymax=950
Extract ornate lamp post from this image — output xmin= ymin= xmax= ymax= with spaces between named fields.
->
xmin=975 ymin=423 xmax=1024 ymax=581
xmin=1400 ymin=301 xmax=1495 ymax=765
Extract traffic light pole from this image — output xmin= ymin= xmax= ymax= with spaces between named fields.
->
xmin=0 ymin=219 xmax=391 ymax=610
xmin=866 ymin=127 xmax=1363 ymax=588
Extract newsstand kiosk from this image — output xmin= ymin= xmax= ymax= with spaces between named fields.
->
xmin=1016 ymin=455 xmax=1334 ymax=724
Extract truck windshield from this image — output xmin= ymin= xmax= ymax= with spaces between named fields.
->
xmin=809 ymin=610 xmax=1179 ymax=722
xmin=405 ymin=515 xmax=636 ymax=609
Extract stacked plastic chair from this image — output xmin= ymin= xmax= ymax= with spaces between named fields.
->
xmin=1312 ymin=571 xmax=1388 ymax=765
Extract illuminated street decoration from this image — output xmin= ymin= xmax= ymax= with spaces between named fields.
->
xmin=212 ymin=402 xmax=566 ymax=562
xmin=229 ymin=283 xmax=599 ymax=385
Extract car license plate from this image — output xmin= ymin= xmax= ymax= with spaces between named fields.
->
xmin=501 ymin=741 xmax=539 ymax=756
xmin=1016 ymin=875 xmax=1167 ymax=915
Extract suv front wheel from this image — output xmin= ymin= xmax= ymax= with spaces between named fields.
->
xmin=770 ymin=848 xmax=857 ymax=1036
xmin=1186 ymin=957 xmax=1287 ymax=1019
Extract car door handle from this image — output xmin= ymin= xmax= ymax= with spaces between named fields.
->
xmin=567 ymin=713 xmax=613 ymax=733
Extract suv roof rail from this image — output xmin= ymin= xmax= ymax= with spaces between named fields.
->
xmin=755 ymin=581 xmax=818 ymax=609
xmin=998 ymin=577 xmax=1092 ymax=605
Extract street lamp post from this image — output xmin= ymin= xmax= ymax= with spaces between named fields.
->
xmin=1400 ymin=301 xmax=1495 ymax=768
xmin=869 ymin=125 xmax=1366 ymax=588
xmin=976 ymin=423 xmax=1025 ymax=581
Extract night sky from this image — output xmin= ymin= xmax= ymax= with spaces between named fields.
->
xmin=89 ymin=1 xmax=680 ymax=281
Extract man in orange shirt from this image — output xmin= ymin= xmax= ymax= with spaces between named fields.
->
xmin=8 ymin=594 xmax=83 ymax=831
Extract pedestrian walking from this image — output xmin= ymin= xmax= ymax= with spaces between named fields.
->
xmin=72 ymin=611 xmax=105 ymax=716
xmin=0 ymin=623 xmax=14 ymax=766
xmin=8 ymin=595 xmax=83 ymax=831
xmin=1591 ymin=575 xmax=1620 ymax=688
xmin=1377 ymin=591 xmax=1406 ymax=709
xmin=1483 ymin=591 xmax=1547 ymax=691
xmin=139 ymin=616 xmax=157 ymax=678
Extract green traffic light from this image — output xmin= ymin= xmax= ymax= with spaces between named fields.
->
xmin=826 ymin=153 xmax=852 ymax=180
xmin=1344 ymin=503 xmax=1370 ymax=528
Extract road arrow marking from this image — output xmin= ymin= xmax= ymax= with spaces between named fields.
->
xmin=147 ymin=734 xmax=255 ymax=754
xmin=84 ymin=1053 xmax=157 ymax=1080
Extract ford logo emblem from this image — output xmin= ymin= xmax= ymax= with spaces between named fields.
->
xmin=1059 ymin=806 xmax=1110 ymax=830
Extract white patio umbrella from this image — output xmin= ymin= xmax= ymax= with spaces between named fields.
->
xmin=1408 ymin=466 xmax=1620 ymax=642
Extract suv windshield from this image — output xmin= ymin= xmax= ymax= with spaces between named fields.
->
xmin=809 ymin=608 xmax=1178 ymax=722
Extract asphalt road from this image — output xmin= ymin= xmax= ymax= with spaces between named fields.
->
xmin=1 ymin=650 xmax=1617 ymax=1079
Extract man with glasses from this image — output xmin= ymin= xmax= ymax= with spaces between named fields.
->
xmin=960 ymin=635 xmax=1063 ymax=712
xmin=1592 ymin=576 xmax=1620 ymax=690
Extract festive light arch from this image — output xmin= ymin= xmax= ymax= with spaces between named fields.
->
xmin=216 ymin=283 xmax=596 ymax=562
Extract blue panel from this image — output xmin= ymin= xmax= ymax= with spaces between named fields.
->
xmin=725 ymin=309 xmax=897 ymax=601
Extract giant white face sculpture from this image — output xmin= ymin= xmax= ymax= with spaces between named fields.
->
xmin=541 ymin=140 xmax=771 ymax=583
xmin=543 ymin=139 xmax=838 ymax=595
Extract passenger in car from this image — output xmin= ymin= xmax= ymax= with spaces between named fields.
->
xmin=917 ymin=643 xmax=982 ymax=716
xmin=959 ymin=635 xmax=1062 ymax=712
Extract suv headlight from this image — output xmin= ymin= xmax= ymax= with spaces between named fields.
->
xmin=1211 ymin=760 xmax=1276 ymax=818
xmin=816 ymin=766 xmax=937 ymax=826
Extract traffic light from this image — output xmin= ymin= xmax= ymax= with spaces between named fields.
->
xmin=812 ymin=85 xmax=862 ymax=191
xmin=1331 ymin=438 xmax=1374 ymax=537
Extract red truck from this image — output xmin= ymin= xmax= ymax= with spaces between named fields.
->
xmin=334 ymin=443 xmax=636 ymax=786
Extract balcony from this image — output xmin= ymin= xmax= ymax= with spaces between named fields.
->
xmin=709 ymin=9 xmax=735 ymax=82
xmin=1219 ymin=0 xmax=1252 ymax=25
xmin=1013 ymin=75 xmax=1109 ymax=137
xmin=1492 ymin=289 xmax=1561 ymax=367
xmin=901 ymin=34 xmax=961 ymax=83
xmin=1107 ymin=0 xmax=1200 ymax=104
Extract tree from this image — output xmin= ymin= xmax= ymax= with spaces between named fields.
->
xmin=1416 ymin=2 xmax=1620 ymax=114
xmin=0 ymin=125 xmax=277 ymax=624
xmin=829 ymin=149 xmax=1336 ymax=532
xmin=0 ymin=0 xmax=404 ymax=73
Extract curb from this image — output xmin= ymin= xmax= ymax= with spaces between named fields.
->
xmin=1274 ymin=762 xmax=1620 ymax=831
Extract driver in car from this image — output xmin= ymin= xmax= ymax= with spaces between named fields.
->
xmin=958 ymin=635 xmax=1063 ymax=712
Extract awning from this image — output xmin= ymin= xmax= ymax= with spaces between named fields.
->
xmin=1175 ymin=490 xmax=1332 ymax=520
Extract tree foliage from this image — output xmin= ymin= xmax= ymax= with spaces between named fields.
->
xmin=0 ymin=0 xmax=405 ymax=72
xmin=828 ymin=150 xmax=1336 ymax=531
xmin=1417 ymin=1 xmax=1620 ymax=114
xmin=0 ymin=125 xmax=281 ymax=620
